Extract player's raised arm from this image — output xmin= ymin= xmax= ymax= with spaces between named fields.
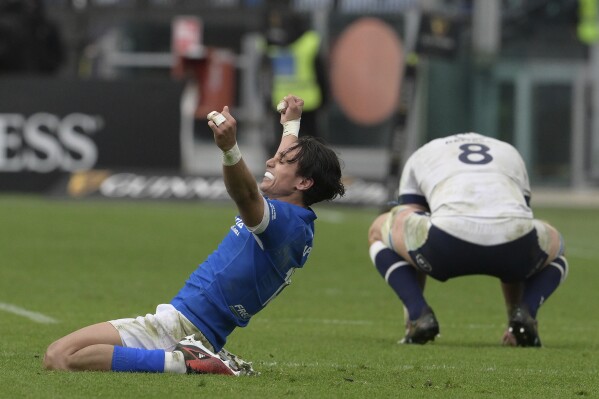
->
xmin=207 ymin=106 xmax=264 ymax=227
xmin=275 ymin=94 xmax=304 ymax=153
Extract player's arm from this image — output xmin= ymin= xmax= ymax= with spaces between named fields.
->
xmin=274 ymin=94 xmax=304 ymax=153
xmin=208 ymin=106 xmax=264 ymax=227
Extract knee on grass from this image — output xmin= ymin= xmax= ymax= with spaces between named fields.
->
xmin=43 ymin=342 xmax=73 ymax=371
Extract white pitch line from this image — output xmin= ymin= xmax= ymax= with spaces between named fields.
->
xmin=0 ymin=302 xmax=58 ymax=324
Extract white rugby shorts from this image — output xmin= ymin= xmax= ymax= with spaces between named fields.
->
xmin=109 ymin=304 xmax=213 ymax=352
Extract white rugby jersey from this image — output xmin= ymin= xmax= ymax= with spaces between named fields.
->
xmin=399 ymin=133 xmax=534 ymax=245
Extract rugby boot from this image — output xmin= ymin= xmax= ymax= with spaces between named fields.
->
xmin=505 ymin=307 xmax=542 ymax=347
xmin=174 ymin=335 xmax=235 ymax=375
xmin=400 ymin=306 xmax=440 ymax=344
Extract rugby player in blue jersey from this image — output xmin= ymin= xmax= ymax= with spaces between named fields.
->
xmin=44 ymin=94 xmax=345 ymax=375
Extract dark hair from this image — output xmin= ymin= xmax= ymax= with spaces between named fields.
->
xmin=281 ymin=136 xmax=345 ymax=206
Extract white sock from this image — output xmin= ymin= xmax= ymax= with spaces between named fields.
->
xmin=164 ymin=351 xmax=187 ymax=374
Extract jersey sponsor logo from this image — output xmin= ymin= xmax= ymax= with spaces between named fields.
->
xmin=231 ymin=216 xmax=244 ymax=236
xmin=229 ymin=304 xmax=252 ymax=320
xmin=414 ymin=253 xmax=432 ymax=272
xmin=303 ymin=245 xmax=312 ymax=257
xmin=235 ymin=217 xmax=244 ymax=229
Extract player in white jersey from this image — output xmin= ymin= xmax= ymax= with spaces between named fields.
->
xmin=368 ymin=133 xmax=568 ymax=347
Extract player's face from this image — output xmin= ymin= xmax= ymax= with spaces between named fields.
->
xmin=260 ymin=147 xmax=304 ymax=199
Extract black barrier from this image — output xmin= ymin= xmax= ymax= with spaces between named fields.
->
xmin=0 ymin=77 xmax=184 ymax=192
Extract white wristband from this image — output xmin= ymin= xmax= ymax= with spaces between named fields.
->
xmin=222 ymin=143 xmax=242 ymax=166
xmin=282 ymin=119 xmax=301 ymax=137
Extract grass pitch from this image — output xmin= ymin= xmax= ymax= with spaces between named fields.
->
xmin=0 ymin=195 xmax=597 ymax=398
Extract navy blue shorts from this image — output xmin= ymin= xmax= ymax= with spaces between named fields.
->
xmin=408 ymin=225 xmax=548 ymax=282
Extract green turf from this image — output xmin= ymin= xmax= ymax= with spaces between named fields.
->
xmin=0 ymin=195 xmax=597 ymax=398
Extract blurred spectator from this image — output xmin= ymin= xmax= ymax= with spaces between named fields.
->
xmin=261 ymin=9 xmax=327 ymax=155
xmin=0 ymin=0 xmax=64 ymax=74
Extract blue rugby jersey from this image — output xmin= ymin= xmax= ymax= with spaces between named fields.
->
xmin=171 ymin=198 xmax=316 ymax=352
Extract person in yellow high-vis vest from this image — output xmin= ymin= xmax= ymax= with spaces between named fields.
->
xmin=263 ymin=11 xmax=327 ymax=155
xmin=578 ymin=0 xmax=599 ymax=44
xmin=268 ymin=30 xmax=322 ymax=114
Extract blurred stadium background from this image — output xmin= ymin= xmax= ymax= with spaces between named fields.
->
xmin=1 ymin=0 xmax=599 ymax=206
xmin=2 ymin=2 xmax=599 ymax=396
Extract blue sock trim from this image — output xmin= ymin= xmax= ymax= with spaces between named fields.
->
xmin=111 ymin=346 xmax=165 ymax=373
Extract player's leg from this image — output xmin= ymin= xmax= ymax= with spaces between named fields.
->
xmin=500 ymin=281 xmax=524 ymax=346
xmin=44 ymin=304 xmax=237 ymax=374
xmin=368 ymin=207 xmax=429 ymax=320
xmin=43 ymin=322 xmax=123 ymax=371
xmin=521 ymin=220 xmax=568 ymax=318
xmin=45 ymin=313 xmax=172 ymax=373
xmin=368 ymin=206 xmax=438 ymax=344
xmin=505 ymin=221 xmax=568 ymax=347
xmin=109 ymin=304 xmax=234 ymax=374
xmin=44 ymin=320 xmax=172 ymax=372
xmin=501 ymin=281 xmax=524 ymax=318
